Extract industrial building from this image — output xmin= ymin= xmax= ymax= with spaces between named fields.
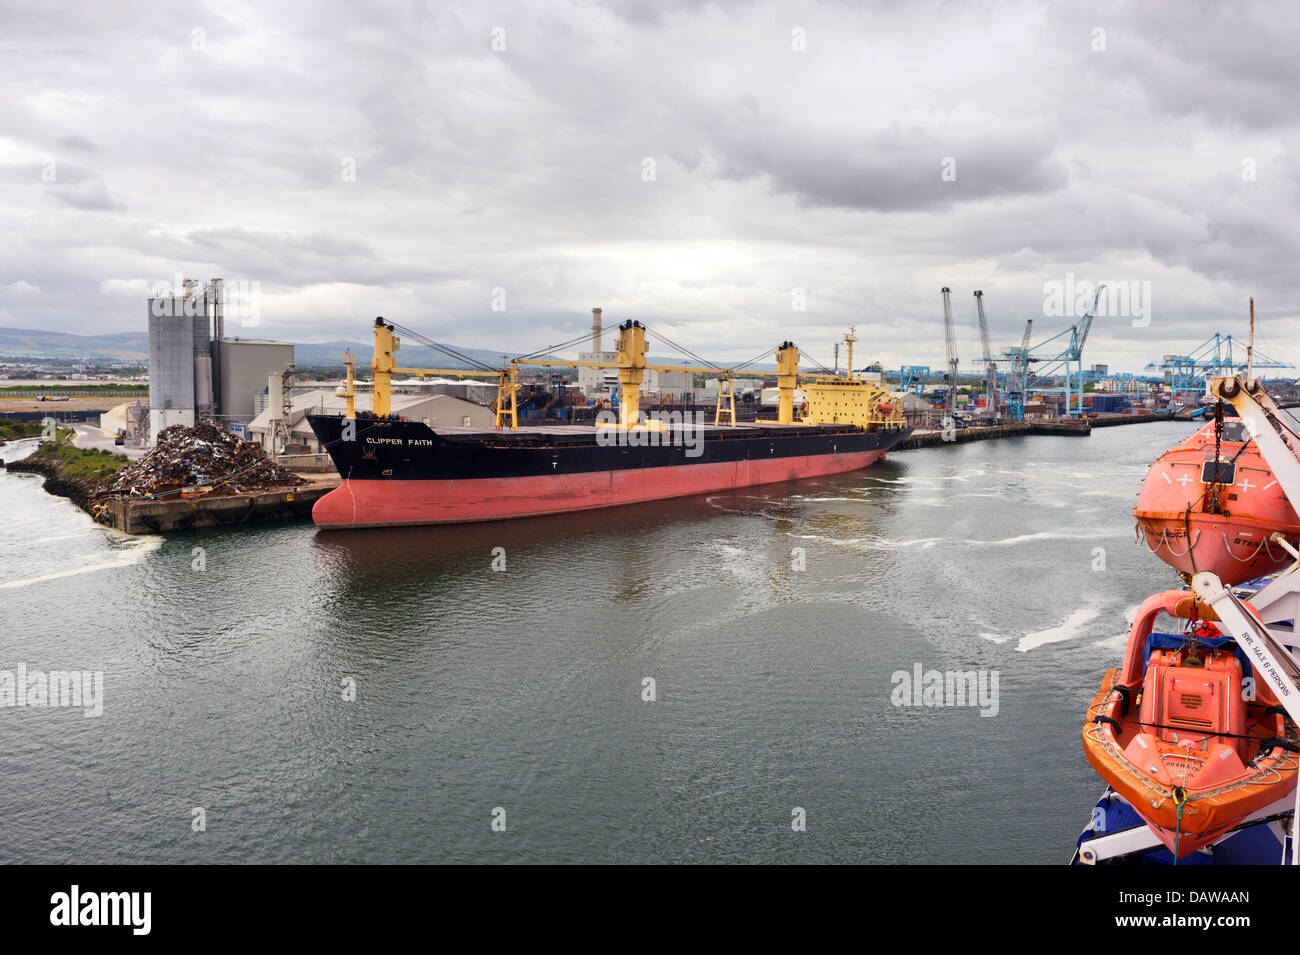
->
xmin=146 ymin=278 xmax=295 ymax=445
xmin=889 ymin=391 xmax=934 ymax=427
xmin=214 ymin=337 xmax=295 ymax=421
xmin=576 ymin=307 xmax=620 ymax=396
xmin=146 ymin=279 xmax=211 ymax=440
xmin=576 ymin=307 xmax=696 ymax=399
xmin=388 ymin=377 xmax=498 ymax=404
xmin=246 ymin=389 xmax=495 ymax=454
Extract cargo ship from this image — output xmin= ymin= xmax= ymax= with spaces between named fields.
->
xmin=307 ymin=318 xmax=911 ymax=528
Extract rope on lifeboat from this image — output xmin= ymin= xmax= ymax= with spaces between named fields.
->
xmin=1136 ymin=523 xmax=1200 ymax=558
xmin=1098 ymin=714 xmax=1296 ymax=745
xmin=1257 ymin=737 xmax=1300 ymax=759
xmin=1087 ymin=673 xmax=1300 ymax=809
xmin=1172 ymin=786 xmax=1187 ymax=863
xmin=1137 ymin=517 xmax=1293 ymax=565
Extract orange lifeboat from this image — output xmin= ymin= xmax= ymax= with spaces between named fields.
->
xmin=1082 ymin=589 xmax=1299 ymax=858
xmin=1134 ymin=415 xmax=1300 ymax=584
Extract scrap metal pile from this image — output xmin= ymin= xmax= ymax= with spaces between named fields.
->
xmin=102 ymin=423 xmax=305 ymax=498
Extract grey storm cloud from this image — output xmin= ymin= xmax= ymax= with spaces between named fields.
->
xmin=707 ymin=111 xmax=1068 ymax=211
xmin=0 ymin=0 xmax=1298 ymax=373
xmin=49 ymin=179 xmax=125 ymax=211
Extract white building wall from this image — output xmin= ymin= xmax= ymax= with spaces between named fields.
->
xmin=577 ymin=351 xmax=618 ymax=395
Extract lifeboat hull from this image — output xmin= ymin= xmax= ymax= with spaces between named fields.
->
xmin=1134 ymin=514 xmax=1298 ymax=584
xmin=1081 ymin=590 xmax=1299 ymax=859
xmin=1134 ymin=419 xmax=1300 ymax=584
xmin=1083 ymin=669 xmax=1296 ymax=857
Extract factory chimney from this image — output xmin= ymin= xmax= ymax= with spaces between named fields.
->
xmin=212 ymin=277 xmax=225 ymax=340
xmin=211 ymin=277 xmax=224 ymax=416
xmin=592 ymin=307 xmax=603 ymax=352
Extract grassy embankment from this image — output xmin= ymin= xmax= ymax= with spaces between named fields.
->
xmin=3 ymin=428 xmax=127 ymax=510
xmin=0 ymin=419 xmax=45 ymax=442
xmin=0 ymin=384 xmax=148 ymax=394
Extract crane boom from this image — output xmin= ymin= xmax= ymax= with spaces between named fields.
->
xmin=973 ymin=290 xmax=997 ymax=417
xmin=941 ymin=286 xmax=958 ymax=416
xmin=974 ymin=291 xmax=993 ymax=364
xmin=1075 ymin=284 xmax=1104 ymax=356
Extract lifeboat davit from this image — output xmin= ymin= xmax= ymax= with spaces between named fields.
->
xmin=1082 ymin=589 xmax=1299 ymax=858
xmin=1134 ymin=416 xmax=1300 ymax=584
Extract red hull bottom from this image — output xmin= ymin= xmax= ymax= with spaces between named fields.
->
xmin=314 ymin=450 xmax=887 ymax=528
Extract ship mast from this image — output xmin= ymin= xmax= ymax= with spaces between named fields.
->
xmin=1247 ymin=297 xmax=1255 ymax=381
xmin=342 ymin=349 xmax=356 ymax=419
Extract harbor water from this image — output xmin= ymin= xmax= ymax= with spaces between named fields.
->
xmin=0 ymin=422 xmax=1201 ymax=863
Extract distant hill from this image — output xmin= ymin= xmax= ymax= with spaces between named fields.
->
xmin=0 ymin=327 xmax=150 ymax=361
xmin=0 ymin=326 xmax=769 ymax=372
xmin=0 ymin=326 xmax=505 ymax=370
xmin=287 ymin=339 xmax=509 ymax=369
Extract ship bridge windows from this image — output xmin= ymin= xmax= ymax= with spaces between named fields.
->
xmin=1201 ymin=459 xmax=1236 ymax=485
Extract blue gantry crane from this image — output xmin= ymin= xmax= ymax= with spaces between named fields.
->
xmin=899 ymin=365 xmax=930 ymax=394
xmin=1020 ymin=285 xmax=1104 ymax=416
xmin=1145 ymin=333 xmax=1294 ymax=396
xmin=1000 ymin=320 xmax=1033 ymax=421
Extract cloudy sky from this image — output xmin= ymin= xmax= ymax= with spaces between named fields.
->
xmin=2 ymin=0 xmax=1298 ymax=374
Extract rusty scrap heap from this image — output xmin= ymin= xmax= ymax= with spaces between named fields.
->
xmin=103 ymin=423 xmax=305 ymax=498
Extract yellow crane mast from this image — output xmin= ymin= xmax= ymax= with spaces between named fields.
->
xmin=354 ymin=316 xmax=904 ymax=432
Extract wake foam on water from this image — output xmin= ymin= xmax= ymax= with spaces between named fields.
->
xmin=1015 ymin=606 xmax=1101 ymax=652
xmin=965 ymin=530 xmax=1112 ymax=547
xmin=789 ymin=534 xmax=869 ymax=547
xmin=870 ymin=537 xmax=945 ymax=550
xmin=1091 ymin=633 xmax=1130 ymax=653
xmin=0 ymin=535 xmax=162 ymax=589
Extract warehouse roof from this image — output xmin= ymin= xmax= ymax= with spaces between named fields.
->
xmin=247 ymin=389 xmax=490 ymax=436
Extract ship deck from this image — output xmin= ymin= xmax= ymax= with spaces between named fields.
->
xmin=430 ymin=421 xmax=849 ymax=437
xmin=418 ymin=420 xmax=882 ymax=446
xmin=306 ymin=412 xmax=910 ymax=452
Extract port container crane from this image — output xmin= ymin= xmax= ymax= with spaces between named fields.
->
xmin=973 ymin=291 xmax=999 ymax=418
xmin=899 ymin=365 xmax=930 ymax=395
xmin=1144 ymin=332 xmax=1294 ymax=396
xmin=1022 ymin=285 xmax=1103 ymax=416
xmin=1000 ymin=320 xmax=1034 ymax=421
xmin=941 ymin=287 xmax=958 ymax=418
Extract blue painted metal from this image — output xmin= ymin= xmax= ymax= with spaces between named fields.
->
xmin=1024 ymin=286 xmax=1103 ymax=416
xmin=1145 ymin=334 xmax=1294 ymax=396
xmin=899 ymin=365 xmax=930 ymax=395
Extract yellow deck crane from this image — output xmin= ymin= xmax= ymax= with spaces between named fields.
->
xmin=353 ymin=316 xmax=904 ymax=432
xmin=362 ymin=317 xmax=504 ymax=419
xmin=501 ymin=320 xmax=753 ymax=431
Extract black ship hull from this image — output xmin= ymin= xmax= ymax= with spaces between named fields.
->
xmin=305 ymin=414 xmax=910 ymax=527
